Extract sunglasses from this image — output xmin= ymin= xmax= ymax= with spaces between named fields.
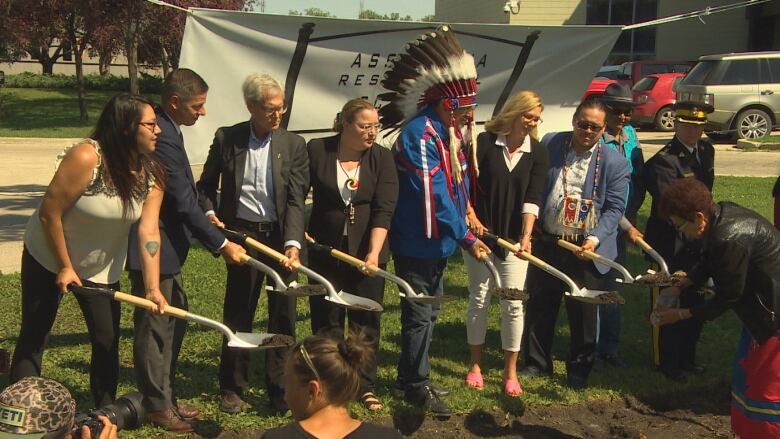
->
xmin=575 ymin=120 xmax=604 ymax=132
xmin=299 ymin=343 xmax=321 ymax=382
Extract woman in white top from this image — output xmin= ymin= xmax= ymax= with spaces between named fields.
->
xmin=10 ymin=93 xmax=166 ymax=407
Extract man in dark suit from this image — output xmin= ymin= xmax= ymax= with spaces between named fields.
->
xmin=643 ymin=101 xmax=715 ymax=382
xmin=127 ymin=69 xmax=245 ymax=432
xmin=196 ymin=73 xmax=309 ymax=414
xmin=521 ymin=99 xmax=630 ymax=390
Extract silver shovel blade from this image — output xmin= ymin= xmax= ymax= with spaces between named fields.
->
xmin=567 ymin=289 xmax=625 ymax=305
xmin=228 ymin=332 xmax=295 ymax=350
xmin=324 ymin=290 xmax=383 ymax=312
xmin=269 ymin=281 xmax=327 ymax=297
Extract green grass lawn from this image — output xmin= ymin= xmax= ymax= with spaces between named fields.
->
xmin=757 ymin=135 xmax=780 ymax=144
xmin=0 ymin=177 xmax=774 ymax=437
xmin=0 ymin=88 xmax=119 ymax=138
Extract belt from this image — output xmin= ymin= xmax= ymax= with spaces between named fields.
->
xmin=234 ymin=218 xmax=275 ymax=233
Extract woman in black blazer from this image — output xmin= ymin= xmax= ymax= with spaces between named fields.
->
xmin=464 ymin=90 xmax=548 ymax=397
xmin=306 ymin=99 xmax=398 ymax=411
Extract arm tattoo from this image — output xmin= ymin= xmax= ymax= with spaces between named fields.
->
xmin=144 ymin=241 xmax=160 ymax=257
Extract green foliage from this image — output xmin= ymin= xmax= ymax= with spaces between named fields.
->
xmin=3 ymin=72 xmax=163 ymax=93
xmin=288 ymin=7 xmax=334 ymax=17
xmin=359 ymin=9 xmax=413 ymax=21
xmin=0 ymin=177 xmax=771 ymax=436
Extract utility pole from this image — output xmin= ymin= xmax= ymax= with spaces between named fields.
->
xmin=359 ymin=0 xmax=364 ymax=18
xmin=260 ymin=0 xmax=265 ymax=12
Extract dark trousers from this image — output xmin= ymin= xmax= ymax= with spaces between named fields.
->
xmin=393 ymin=254 xmax=447 ymax=392
xmin=522 ymin=237 xmax=605 ymax=381
xmin=597 ymin=232 xmax=626 ymax=355
xmin=653 ymin=286 xmax=705 ymax=371
xmin=11 ymin=248 xmax=120 ymax=407
xmin=130 ymin=270 xmax=188 ymax=412
xmin=218 ymin=225 xmax=296 ymax=399
xmin=308 ymin=239 xmax=385 ymax=393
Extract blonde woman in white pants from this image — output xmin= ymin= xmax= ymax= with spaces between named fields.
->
xmin=464 ymin=91 xmax=548 ymax=397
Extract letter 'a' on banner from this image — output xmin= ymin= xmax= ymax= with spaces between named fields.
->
xmin=179 ymin=9 xmax=621 ymax=165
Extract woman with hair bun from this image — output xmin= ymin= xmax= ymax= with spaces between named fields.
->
xmin=262 ymin=331 xmax=401 ymax=439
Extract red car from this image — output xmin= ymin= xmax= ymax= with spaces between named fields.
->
xmin=631 ymin=72 xmax=686 ymax=131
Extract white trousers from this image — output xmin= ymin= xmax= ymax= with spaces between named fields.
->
xmin=463 ymin=249 xmax=529 ymax=352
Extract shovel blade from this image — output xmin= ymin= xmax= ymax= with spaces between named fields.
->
xmin=228 ymin=332 xmax=295 ymax=350
xmin=567 ymin=289 xmax=625 ymax=305
xmin=324 ymin=290 xmax=383 ymax=312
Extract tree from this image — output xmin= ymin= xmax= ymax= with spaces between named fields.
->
xmin=420 ymin=14 xmax=437 ymax=22
xmin=358 ymin=9 xmax=413 ymax=21
xmin=7 ymin=1 xmax=69 ymax=74
xmin=288 ymin=8 xmax=334 ymax=17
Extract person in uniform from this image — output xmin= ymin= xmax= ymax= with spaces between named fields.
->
xmin=643 ymin=100 xmax=714 ymax=382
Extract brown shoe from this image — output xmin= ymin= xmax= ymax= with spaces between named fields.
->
xmin=148 ymin=407 xmax=195 ymax=432
xmin=174 ymin=404 xmax=200 ymax=421
xmin=220 ymin=391 xmax=250 ymax=414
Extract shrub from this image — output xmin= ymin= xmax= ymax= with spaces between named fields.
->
xmin=3 ymin=72 xmax=163 ymax=94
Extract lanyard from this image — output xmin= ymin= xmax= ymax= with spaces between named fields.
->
xmin=561 ymin=137 xmax=602 ymax=201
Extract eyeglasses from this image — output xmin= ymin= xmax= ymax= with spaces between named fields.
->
xmin=262 ymin=105 xmax=288 ymax=116
xmin=356 ymin=123 xmax=382 ymax=133
xmin=138 ymin=120 xmax=157 ymax=132
xmin=522 ymin=113 xmax=543 ymax=124
xmin=299 ymin=343 xmax=321 ymax=382
xmin=575 ymin=120 xmax=604 ymax=132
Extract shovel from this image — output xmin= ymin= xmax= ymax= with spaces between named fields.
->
xmin=306 ymin=239 xmax=457 ymax=304
xmin=480 ymin=232 xmax=623 ymax=305
xmin=68 ymin=284 xmax=294 ymax=349
xmin=556 ymin=239 xmax=639 ymax=285
xmin=222 ymin=228 xmax=382 ymax=312
xmin=238 ymin=254 xmax=327 ymax=297
xmin=474 ymin=251 xmax=528 ymax=301
xmin=618 ymin=217 xmax=679 ymax=287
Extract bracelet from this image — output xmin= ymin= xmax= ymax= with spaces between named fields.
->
xmin=677 ymin=309 xmax=684 ymax=320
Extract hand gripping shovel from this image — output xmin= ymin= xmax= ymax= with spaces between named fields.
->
xmin=618 ymin=217 xmax=679 ymax=287
xmin=238 ymin=254 xmax=327 ymax=297
xmin=480 ymin=232 xmax=623 ymax=304
xmin=223 ymin=229 xmax=382 ymax=312
xmin=68 ymin=285 xmax=294 ymax=349
xmin=472 ymin=250 xmax=528 ymax=301
xmin=306 ymin=239 xmax=457 ymax=304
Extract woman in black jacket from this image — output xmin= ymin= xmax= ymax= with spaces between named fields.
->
xmin=653 ymin=178 xmax=779 ymax=438
xmin=306 ymin=99 xmax=398 ymax=411
xmin=464 ymin=90 xmax=548 ymax=397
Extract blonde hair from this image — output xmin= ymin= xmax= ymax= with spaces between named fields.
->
xmin=484 ymin=90 xmax=544 ymax=140
xmin=242 ymin=73 xmax=284 ymax=106
xmin=332 ymin=98 xmax=376 ymax=132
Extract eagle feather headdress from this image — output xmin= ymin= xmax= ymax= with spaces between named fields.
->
xmin=378 ymin=25 xmax=478 ymax=182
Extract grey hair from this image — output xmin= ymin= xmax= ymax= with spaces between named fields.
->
xmin=242 ymin=73 xmax=284 ymax=106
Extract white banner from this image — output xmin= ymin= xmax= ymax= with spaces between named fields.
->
xmin=180 ymin=9 xmax=621 ymax=164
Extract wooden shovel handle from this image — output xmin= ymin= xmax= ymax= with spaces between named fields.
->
xmin=330 ymin=248 xmax=380 ymax=274
xmin=557 ymin=239 xmax=599 ymax=260
xmin=634 ymin=236 xmax=653 ymax=252
xmin=489 ymin=234 xmax=549 ymax=270
xmin=114 ymin=292 xmax=188 ymax=319
xmin=244 ymin=235 xmax=301 ymax=270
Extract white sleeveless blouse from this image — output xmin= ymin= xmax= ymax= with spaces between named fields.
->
xmin=24 ymin=139 xmax=151 ymax=284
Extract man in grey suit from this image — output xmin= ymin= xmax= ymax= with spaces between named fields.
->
xmin=127 ymin=69 xmax=245 ymax=432
xmin=196 ymin=73 xmax=309 ymax=414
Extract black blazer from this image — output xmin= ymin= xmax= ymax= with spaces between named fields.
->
xmin=474 ymin=132 xmax=548 ymax=257
xmin=127 ymin=107 xmax=226 ymax=275
xmin=307 ymin=135 xmax=398 ymax=263
xmin=196 ymin=121 xmax=309 ymax=246
xmin=643 ymin=135 xmax=715 ymax=269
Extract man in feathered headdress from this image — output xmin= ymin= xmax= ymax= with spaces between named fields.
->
xmin=378 ymin=25 xmax=490 ymax=417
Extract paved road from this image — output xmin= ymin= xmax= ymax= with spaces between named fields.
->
xmin=1 ymin=134 xmax=778 ymax=274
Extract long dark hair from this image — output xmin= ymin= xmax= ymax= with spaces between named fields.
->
xmin=90 ymin=93 xmax=165 ymax=217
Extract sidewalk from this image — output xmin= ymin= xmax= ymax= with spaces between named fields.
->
xmin=1 ymin=135 xmax=778 ymax=274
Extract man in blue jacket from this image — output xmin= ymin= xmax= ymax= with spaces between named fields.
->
xmin=521 ymin=98 xmax=630 ymax=390
xmin=378 ymin=26 xmax=491 ymax=417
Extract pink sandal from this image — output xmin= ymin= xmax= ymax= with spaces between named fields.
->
xmin=465 ymin=371 xmax=484 ymax=390
xmin=503 ymin=378 xmax=523 ymax=397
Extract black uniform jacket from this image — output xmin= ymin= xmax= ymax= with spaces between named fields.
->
xmin=643 ymin=136 xmax=714 ymax=270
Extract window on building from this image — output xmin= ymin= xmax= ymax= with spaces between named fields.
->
xmin=586 ymin=0 xmax=658 ymax=63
